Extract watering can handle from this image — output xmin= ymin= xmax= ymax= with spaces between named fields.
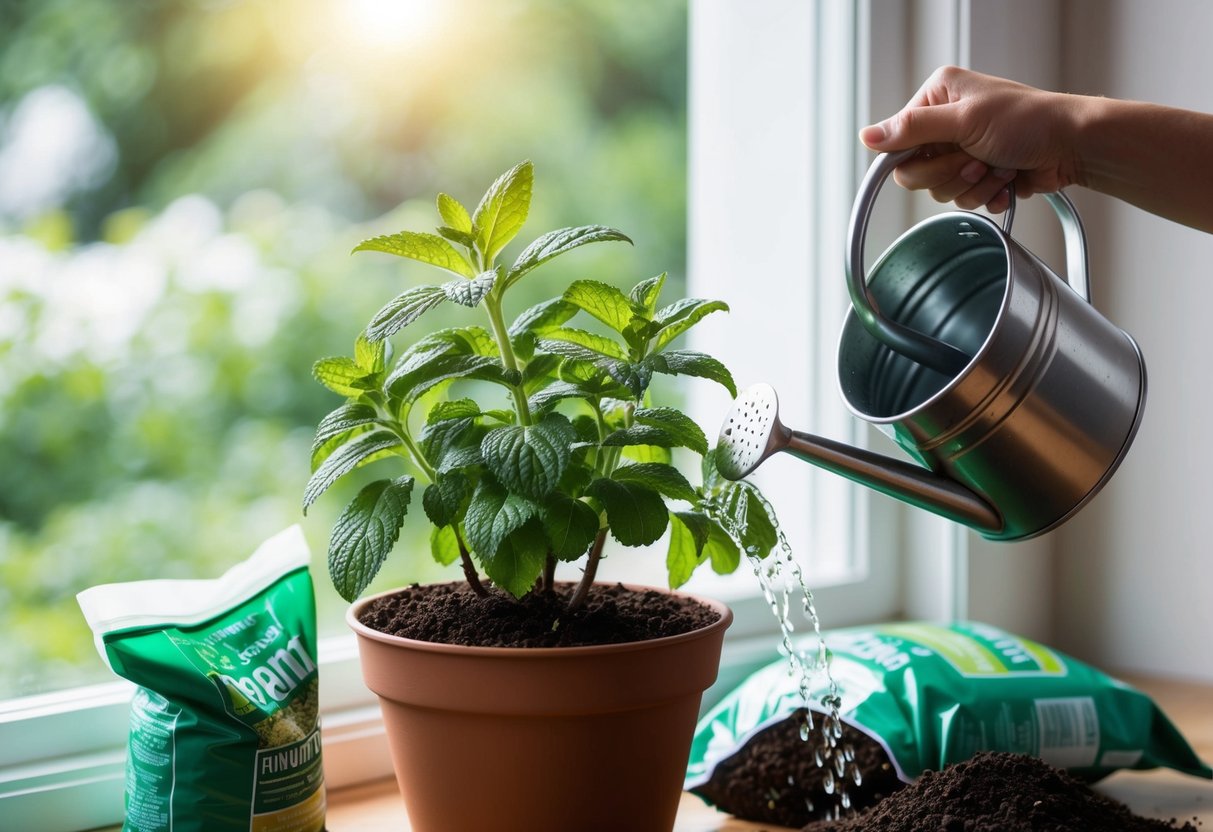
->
xmin=847 ymin=150 xmax=1093 ymax=373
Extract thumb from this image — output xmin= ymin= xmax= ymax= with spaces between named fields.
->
xmin=859 ymin=103 xmax=966 ymax=151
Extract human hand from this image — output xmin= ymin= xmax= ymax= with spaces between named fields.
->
xmin=859 ymin=66 xmax=1084 ymax=213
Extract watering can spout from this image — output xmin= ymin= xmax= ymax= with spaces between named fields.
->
xmin=717 ymin=383 xmax=1004 ymax=536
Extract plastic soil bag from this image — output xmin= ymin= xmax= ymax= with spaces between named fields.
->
xmin=78 ymin=526 xmax=325 ymax=832
xmin=686 ymin=620 xmax=1211 ymax=827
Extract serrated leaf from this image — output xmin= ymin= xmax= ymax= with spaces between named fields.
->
xmin=430 ymin=524 xmax=461 ymax=567
xmin=354 ymin=230 xmax=476 ymax=278
xmin=436 ymin=445 xmax=484 ymax=472
xmin=480 ymin=414 xmax=575 ymax=500
xmin=703 ymin=517 xmax=741 ymax=575
xmin=327 ymin=476 xmax=414 ymax=601
xmin=313 ymin=356 xmax=375 ymax=397
xmin=585 ymin=478 xmax=669 ymax=546
xmin=506 ymin=225 xmax=633 ymax=288
xmin=611 ymin=463 xmax=697 ymax=502
xmin=667 ymin=511 xmax=710 ymax=589
xmin=386 ymin=327 xmax=498 ymax=394
xmin=366 ymin=285 xmax=448 ymax=341
xmin=652 ymin=299 xmax=730 ymax=349
xmin=539 ymin=492 xmax=600 ymax=561
xmin=388 ymin=354 xmax=510 ymax=404
xmin=311 ymin=423 xmax=374 ymax=472
xmin=606 ymin=361 xmax=653 ymax=399
xmin=563 ymin=279 xmax=639 ymax=334
xmin=622 ymin=444 xmax=673 ymax=465
xmin=508 ymin=298 xmax=579 ymax=338
xmin=473 ymin=161 xmax=533 ymax=264
xmin=481 ymin=519 xmax=547 ymax=598
xmin=354 ymin=334 xmax=386 ymax=374
xmin=540 ymin=328 xmax=628 ymax=360
xmin=422 ymin=472 xmax=471 ymax=528
xmin=634 ymin=407 xmax=708 ymax=455
xmin=463 ymin=476 xmax=539 ymax=559
xmin=437 ymin=192 xmax=473 ymax=233
xmin=526 ymin=381 xmax=588 ymax=413
xmin=602 ymin=424 xmax=678 ymax=448
xmin=441 ymin=271 xmax=497 ymax=308
xmin=303 ymin=430 xmax=403 ymax=512
xmin=311 ymin=403 xmax=381 ymax=455
xmin=426 ymin=398 xmax=481 ymax=424
xmin=628 ymin=273 xmax=667 ymax=317
xmin=437 ymin=225 xmax=477 ymax=248
xmin=420 ymin=417 xmax=480 ymax=471
xmin=643 ymin=350 xmax=737 ymax=397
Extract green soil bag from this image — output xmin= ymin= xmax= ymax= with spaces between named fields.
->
xmin=78 ymin=526 xmax=325 ymax=832
xmin=687 ymin=620 xmax=1210 ymax=799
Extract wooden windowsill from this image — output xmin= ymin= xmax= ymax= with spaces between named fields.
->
xmin=324 ymin=674 xmax=1213 ymax=831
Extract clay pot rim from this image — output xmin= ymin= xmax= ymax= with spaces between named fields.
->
xmin=346 ymin=580 xmax=734 ymax=659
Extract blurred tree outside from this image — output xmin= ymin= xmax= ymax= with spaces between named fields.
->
xmin=0 ymin=0 xmax=688 ymax=698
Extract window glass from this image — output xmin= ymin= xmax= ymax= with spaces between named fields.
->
xmin=0 ymin=0 xmax=689 ymax=699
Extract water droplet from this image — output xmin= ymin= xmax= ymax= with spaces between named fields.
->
xmin=823 ymin=769 xmax=835 ymax=795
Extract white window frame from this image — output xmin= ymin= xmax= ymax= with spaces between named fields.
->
xmin=1 ymin=3 xmax=1056 ymax=829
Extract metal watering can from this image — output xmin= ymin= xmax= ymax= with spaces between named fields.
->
xmin=717 ymin=149 xmax=1147 ymax=541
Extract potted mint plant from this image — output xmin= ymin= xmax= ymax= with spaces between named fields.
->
xmin=305 ymin=161 xmax=777 ymax=832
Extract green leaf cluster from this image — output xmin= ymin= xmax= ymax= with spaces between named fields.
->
xmin=305 ymin=162 xmax=776 ymax=604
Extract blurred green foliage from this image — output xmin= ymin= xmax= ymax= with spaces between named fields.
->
xmin=0 ymin=0 xmax=687 ymax=697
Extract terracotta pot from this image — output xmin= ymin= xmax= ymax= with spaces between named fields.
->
xmin=347 ymin=583 xmax=733 ymax=832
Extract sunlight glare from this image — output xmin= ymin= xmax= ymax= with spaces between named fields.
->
xmin=338 ymin=0 xmax=445 ymax=49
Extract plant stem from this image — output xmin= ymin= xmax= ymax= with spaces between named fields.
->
xmin=566 ymin=529 xmax=608 ymax=611
xmin=542 ymin=554 xmax=557 ymax=594
xmin=484 ymin=296 xmax=533 ymax=427
xmin=457 ymin=532 xmax=489 ymax=597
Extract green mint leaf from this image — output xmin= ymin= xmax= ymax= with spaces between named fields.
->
xmin=601 ymin=424 xmax=679 ymax=449
xmin=388 ymin=354 xmax=509 ymax=404
xmin=436 ymin=444 xmax=484 ymax=473
xmin=419 ymin=416 xmax=479 ymax=471
xmin=481 ymin=519 xmax=547 ymax=598
xmin=422 ymin=471 xmax=472 ymax=528
xmin=480 ymin=413 xmax=575 ymax=500
xmin=440 ymin=270 xmax=497 ymax=308
xmin=303 ymin=429 xmax=403 ymax=512
xmin=437 ymin=192 xmax=473 ymax=234
xmin=667 ymin=511 xmax=710 ymax=589
xmin=311 ymin=423 xmax=373 ymax=473
xmin=354 ymin=333 xmax=386 ymax=374
xmin=463 ymin=476 xmax=539 ymax=559
xmin=313 ymin=356 xmax=376 ymax=397
xmin=539 ymin=491 xmax=600 ymax=561
xmin=563 ymin=279 xmax=640 ymax=334
xmin=436 ymin=225 xmax=477 ymax=248
xmin=643 ymin=350 xmax=737 ymax=397
xmin=327 ymin=476 xmax=414 ymax=601
xmin=704 ymin=516 xmax=741 ymax=575
xmin=606 ymin=361 xmax=653 ymax=400
xmin=387 ymin=327 xmax=498 ymax=392
xmin=526 ymin=380 xmax=589 ymax=413
xmin=353 ymin=230 xmax=476 ymax=278
xmin=611 ymin=462 xmax=697 ymax=502
xmin=585 ymin=478 xmax=669 ymax=546
xmin=506 ymin=225 xmax=633 ymax=288
xmin=508 ymin=298 xmax=578 ymax=338
xmin=635 ymin=407 xmax=708 ymax=455
xmin=539 ymin=328 xmax=628 ymax=360
xmin=311 ymin=403 xmax=381 ymax=456
xmin=426 ymin=398 xmax=481 ymax=424
xmin=472 ymin=160 xmax=533 ymax=264
xmin=430 ymin=524 xmax=461 ymax=567
xmin=652 ymin=299 xmax=729 ymax=350
xmin=627 ymin=273 xmax=667 ymax=317
xmin=366 ymin=285 xmax=448 ymax=341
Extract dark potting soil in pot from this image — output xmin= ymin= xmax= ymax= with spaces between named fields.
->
xmin=691 ymin=710 xmax=905 ymax=827
xmin=357 ymin=581 xmax=719 ymax=648
xmin=800 ymin=751 xmax=1201 ymax=832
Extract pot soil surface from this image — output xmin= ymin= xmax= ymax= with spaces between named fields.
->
xmin=802 ymin=751 xmax=1201 ymax=832
xmin=357 ymin=581 xmax=719 ymax=647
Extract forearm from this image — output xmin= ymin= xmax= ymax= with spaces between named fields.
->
xmin=1071 ymin=95 xmax=1213 ymax=233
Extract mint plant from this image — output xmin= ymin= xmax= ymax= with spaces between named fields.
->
xmin=305 ymin=161 xmax=777 ymax=609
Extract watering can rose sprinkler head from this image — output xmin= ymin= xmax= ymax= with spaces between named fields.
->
xmin=716 ymin=383 xmax=1005 ymax=536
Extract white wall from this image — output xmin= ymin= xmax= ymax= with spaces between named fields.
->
xmin=1052 ymin=0 xmax=1213 ymax=682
